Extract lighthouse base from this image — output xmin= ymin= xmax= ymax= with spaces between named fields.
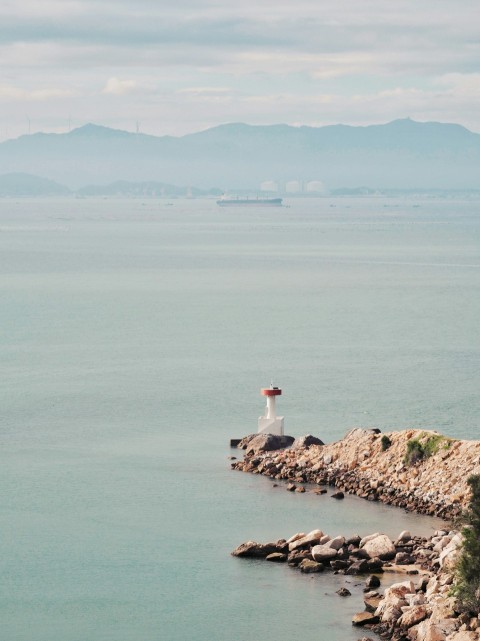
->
xmin=258 ymin=416 xmax=284 ymax=436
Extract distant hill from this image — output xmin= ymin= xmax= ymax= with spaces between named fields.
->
xmin=0 ymin=172 xmax=70 ymax=196
xmin=0 ymin=119 xmax=479 ymax=190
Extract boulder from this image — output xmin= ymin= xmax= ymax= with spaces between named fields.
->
xmin=414 ymin=618 xmax=457 ymax=641
xmin=397 ymin=530 xmax=412 ymax=542
xmin=237 ymin=434 xmax=256 ymax=449
xmin=397 ymin=605 xmax=429 ymax=628
xmin=352 ymin=611 xmax=380 ymax=626
xmin=299 ymin=559 xmax=324 ymax=573
xmin=326 ymin=536 xmax=345 ymax=550
xmin=365 ymin=558 xmax=384 ymax=572
xmin=375 ymin=581 xmax=416 ymax=624
xmin=286 ymin=532 xmax=306 ymax=544
xmin=287 ymin=550 xmax=313 ymax=566
xmin=447 ymin=633 xmax=479 ymax=641
xmin=331 ymin=491 xmax=344 ymax=500
xmin=360 ymin=533 xmax=381 ymax=547
xmin=364 ymin=592 xmax=382 ymax=612
xmin=365 ymin=575 xmax=381 ymax=590
xmin=336 ymin=587 xmax=351 ymax=597
xmin=429 ymin=596 xmax=458 ymax=624
xmin=244 ymin=433 xmax=295 ymax=455
xmin=346 ymin=560 xmax=370 ymax=575
xmin=266 ymin=553 xmax=287 ymax=563
xmin=291 ymin=434 xmax=325 ymax=449
xmin=363 ymin=534 xmax=396 ymax=560
xmin=288 ymin=529 xmax=324 ymax=551
xmin=311 ymin=545 xmax=338 ymax=562
xmin=331 ymin=559 xmax=350 ymax=570
xmin=231 ymin=541 xmax=280 ymax=558
xmin=439 ymin=533 xmax=463 ymax=571
xmin=395 ymin=552 xmax=416 ymax=565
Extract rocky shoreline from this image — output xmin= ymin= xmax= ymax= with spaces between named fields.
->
xmin=229 ymin=429 xmax=480 ymax=639
xmin=231 ymin=527 xmax=476 ymax=641
xmin=231 ymin=428 xmax=480 ymax=520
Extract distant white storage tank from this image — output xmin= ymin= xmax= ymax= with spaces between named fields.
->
xmin=285 ymin=180 xmax=301 ymax=193
xmin=306 ymin=180 xmax=326 ymax=194
xmin=260 ymin=181 xmax=279 ymax=192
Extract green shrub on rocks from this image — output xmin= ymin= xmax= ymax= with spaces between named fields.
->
xmin=422 ymin=433 xmax=451 ymax=457
xmin=454 ymin=475 xmax=480 ymax=612
xmin=404 ymin=439 xmax=425 ymax=466
xmin=404 ymin=432 xmax=453 ymax=466
xmin=381 ymin=435 xmax=392 ymax=451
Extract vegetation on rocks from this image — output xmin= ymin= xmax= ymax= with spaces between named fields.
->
xmin=454 ymin=474 xmax=480 ymax=612
xmin=381 ymin=435 xmax=392 ymax=451
xmin=404 ymin=432 xmax=453 ymax=466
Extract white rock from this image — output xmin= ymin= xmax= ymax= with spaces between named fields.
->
xmin=398 ymin=530 xmax=412 ymax=542
xmin=286 ymin=532 xmax=306 ymax=544
xmin=311 ymin=545 xmax=338 ymax=562
xmin=406 ymin=593 xmax=426 ymax=607
xmin=397 ymin=605 xmax=428 ymax=629
xmin=326 ymin=536 xmax=345 ymax=550
xmin=360 ymin=532 xmax=380 ymax=547
xmin=288 ymin=529 xmax=324 ymax=551
xmin=363 ymin=534 xmax=397 ymax=560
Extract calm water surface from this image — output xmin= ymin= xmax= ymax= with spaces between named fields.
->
xmin=0 ymin=197 xmax=479 ymax=641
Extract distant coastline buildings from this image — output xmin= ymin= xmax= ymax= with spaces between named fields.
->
xmin=260 ymin=180 xmax=326 ymax=195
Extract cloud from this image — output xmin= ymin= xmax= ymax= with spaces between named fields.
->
xmin=1 ymin=0 xmax=480 ymax=138
xmin=102 ymin=77 xmax=137 ymax=95
xmin=0 ymin=84 xmax=76 ymax=101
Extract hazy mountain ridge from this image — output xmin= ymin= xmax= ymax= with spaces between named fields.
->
xmin=0 ymin=119 xmax=479 ymax=190
xmin=0 ymin=174 xmax=220 ymax=198
xmin=0 ymin=173 xmax=70 ymax=196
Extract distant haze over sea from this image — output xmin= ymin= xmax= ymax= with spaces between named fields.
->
xmin=0 ymin=118 xmax=479 ymax=191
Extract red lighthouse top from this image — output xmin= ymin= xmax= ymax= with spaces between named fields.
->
xmin=261 ymin=386 xmax=282 ymax=396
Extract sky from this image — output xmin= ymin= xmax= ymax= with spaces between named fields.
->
xmin=1 ymin=0 xmax=480 ymax=140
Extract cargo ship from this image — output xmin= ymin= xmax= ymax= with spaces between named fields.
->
xmin=216 ymin=196 xmax=283 ymax=207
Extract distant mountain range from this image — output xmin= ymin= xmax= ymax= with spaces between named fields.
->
xmin=0 ymin=173 xmax=69 ymax=196
xmin=0 ymin=119 xmax=479 ymax=190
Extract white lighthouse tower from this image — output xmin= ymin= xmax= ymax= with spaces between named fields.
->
xmin=258 ymin=384 xmax=284 ymax=436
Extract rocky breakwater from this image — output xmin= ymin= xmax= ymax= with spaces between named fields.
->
xmin=232 ymin=528 xmax=476 ymax=641
xmin=232 ymin=429 xmax=480 ymax=520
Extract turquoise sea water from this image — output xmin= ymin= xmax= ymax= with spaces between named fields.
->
xmin=0 ymin=197 xmax=479 ymax=641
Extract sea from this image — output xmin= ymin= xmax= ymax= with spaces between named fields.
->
xmin=0 ymin=196 xmax=479 ymax=641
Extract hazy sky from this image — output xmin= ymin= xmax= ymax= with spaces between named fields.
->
xmin=1 ymin=0 xmax=480 ymax=139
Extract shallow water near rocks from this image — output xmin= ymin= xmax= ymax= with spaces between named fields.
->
xmin=0 ymin=196 xmax=478 ymax=641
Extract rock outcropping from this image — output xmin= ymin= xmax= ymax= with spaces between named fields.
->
xmin=232 ymin=528 xmax=476 ymax=641
xmin=232 ymin=428 xmax=480 ymax=520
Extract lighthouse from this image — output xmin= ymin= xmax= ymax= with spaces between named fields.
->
xmin=258 ymin=384 xmax=284 ymax=435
